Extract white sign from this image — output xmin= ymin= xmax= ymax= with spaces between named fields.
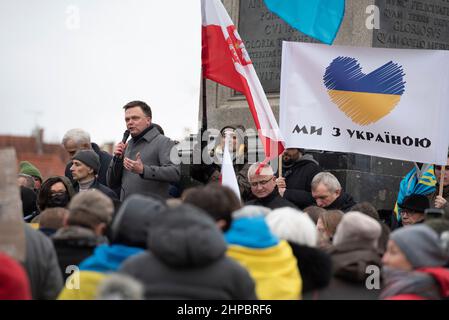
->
xmin=280 ymin=42 xmax=449 ymax=165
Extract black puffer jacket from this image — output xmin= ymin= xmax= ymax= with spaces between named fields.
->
xmin=288 ymin=242 xmax=332 ymax=294
xmin=120 ymin=204 xmax=257 ymax=300
xmin=282 ymin=155 xmax=322 ymax=209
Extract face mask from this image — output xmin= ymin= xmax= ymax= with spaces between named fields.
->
xmin=47 ymin=192 xmax=70 ymax=208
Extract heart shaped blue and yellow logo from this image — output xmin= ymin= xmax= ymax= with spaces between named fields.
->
xmin=323 ymin=57 xmax=406 ymax=126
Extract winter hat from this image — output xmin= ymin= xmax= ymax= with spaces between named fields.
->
xmin=96 ymin=274 xmax=144 ymax=300
xmin=390 ymin=224 xmax=449 ymax=269
xmin=398 ymin=194 xmax=430 ymax=213
xmin=72 ymin=150 xmax=100 ymax=174
xmin=19 ymin=161 xmax=42 ymax=182
xmin=267 ymin=207 xmax=317 ymax=247
xmin=0 ymin=253 xmax=32 ymax=300
xmin=333 ymin=211 xmax=382 ymax=249
xmin=68 ymin=189 xmax=114 ymax=229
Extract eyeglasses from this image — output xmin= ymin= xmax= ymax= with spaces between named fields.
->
xmin=250 ymin=178 xmax=273 ymax=188
xmin=435 ymin=165 xmax=446 ymax=171
xmin=400 ymin=209 xmax=420 ymax=216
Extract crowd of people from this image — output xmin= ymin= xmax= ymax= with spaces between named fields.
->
xmin=2 ymin=100 xmax=449 ymax=300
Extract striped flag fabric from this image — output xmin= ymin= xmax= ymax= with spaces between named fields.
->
xmin=202 ymin=0 xmax=285 ymax=160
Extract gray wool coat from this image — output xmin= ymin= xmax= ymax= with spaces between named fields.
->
xmin=107 ymin=126 xmax=180 ymax=200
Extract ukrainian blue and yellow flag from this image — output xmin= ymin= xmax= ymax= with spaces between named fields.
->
xmin=323 ymin=57 xmax=406 ymax=126
xmin=394 ymin=164 xmax=436 ymax=221
xmin=264 ymin=0 xmax=345 ymax=45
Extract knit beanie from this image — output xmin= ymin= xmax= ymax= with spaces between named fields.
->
xmin=267 ymin=207 xmax=317 ymax=247
xmin=72 ymin=150 xmax=100 ymax=174
xmin=0 ymin=253 xmax=32 ymax=300
xmin=390 ymin=224 xmax=449 ymax=269
xmin=333 ymin=211 xmax=382 ymax=249
xmin=19 ymin=161 xmax=42 ymax=182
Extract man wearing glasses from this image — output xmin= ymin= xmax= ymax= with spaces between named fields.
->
xmin=245 ymin=162 xmax=297 ymax=209
xmin=398 ymin=194 xmax=430 ymax=227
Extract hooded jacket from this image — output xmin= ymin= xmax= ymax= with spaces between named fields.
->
xmin=225 ymin=216 xmax=302 ymax=300
xmin=282 ymin=154 xmax=322 ymax=209
xmin=119 ymin=204 xmax=257 ymax=300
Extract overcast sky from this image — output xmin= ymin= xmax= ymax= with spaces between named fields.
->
xmin=0 ymin=0 xmax=201 ymax=145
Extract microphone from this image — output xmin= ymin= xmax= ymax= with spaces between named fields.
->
xmin=114 ymin=129 xmax=130 ymax=161
xmin=121 ymin=129 xmax=130 ymax=145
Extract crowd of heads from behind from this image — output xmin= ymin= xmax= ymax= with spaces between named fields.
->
xmin=3 ymin=100 xmax=449 ymax=300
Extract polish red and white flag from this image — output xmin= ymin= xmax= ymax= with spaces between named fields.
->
xmin=202 ymin=0 xmax=285 ymax=160
xmin=220 ymin=135 xmax=241 ymax=200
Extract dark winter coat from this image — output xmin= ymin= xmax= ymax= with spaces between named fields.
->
xmin=325 ymin=192 xmax=357 ymax=212
xmin=246 ymin=188 xmax=297 ymax=210
xmin=73 ymin=178 xmax=118 ymax=202
xmin=312 ymin=242 xmax=382 ymax=300
xmin=52 ymin=226 xmax=106 ymax=281
xmin=288 ymin=242 xmax=332 ymax=294
xmin=107 ymin=126 xmax=180 ymax=200
xmin=119 ymin=204 xmax=257 ymax=300
xmin=23 ymin=225 xmax=64 ymax=300
xmin=282 ymin=155 xmax=322 ymax=209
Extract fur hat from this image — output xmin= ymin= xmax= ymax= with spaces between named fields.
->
xmin=266 ymin=207 xmax=317 ymax=247
xmin=68 ymin=190 xmax=113 ymax=229
xmin=333 ymin=211 xmax=382 ymax=249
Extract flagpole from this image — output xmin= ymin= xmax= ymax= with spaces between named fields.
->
xmin=202 ymin=77 xmax=207 ymax=134
xmin=278 ymin=154 xmax=283 ymax=177
xmin=439 ymin=166 xmax=446 ymax=197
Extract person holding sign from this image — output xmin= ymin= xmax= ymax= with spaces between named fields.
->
xmin=429 ymin=151 xmax=449 ymax=218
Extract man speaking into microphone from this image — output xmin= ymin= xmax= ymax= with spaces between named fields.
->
xmin=107 ymin=100 xmax=180 ymax=200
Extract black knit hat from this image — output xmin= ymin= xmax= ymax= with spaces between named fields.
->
xmin=72 ymin=150 xmax=100 ymax=174
xmin=399 ymin=194 xmax=430 ymax=213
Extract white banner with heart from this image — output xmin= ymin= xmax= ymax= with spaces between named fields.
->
xmin=279 ymin=42 xmax=449 ymax=165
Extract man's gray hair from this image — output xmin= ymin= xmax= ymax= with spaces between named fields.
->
xmin=247 ymin=162 xmax=274 ymax=180
xmin=311 ymin=172 xmax=341 ymax=193
xmin=62 ymin=128 xmax=91 ymax=146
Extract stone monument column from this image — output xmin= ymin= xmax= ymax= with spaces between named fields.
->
xmin=202 ymin=0 xmax=445 ymax=211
